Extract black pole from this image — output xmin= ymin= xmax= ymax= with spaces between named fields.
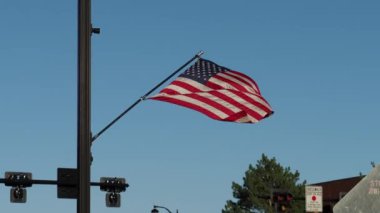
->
xmin=91 ymin=51 xmax=204 ymax=143
xmin=78 ymin=0 xmax=91 ymax=212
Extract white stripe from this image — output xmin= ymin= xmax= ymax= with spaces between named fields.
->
xmin=218 ymin=73 xmax=258 ymax=94
xmin=218 ymin=90 xmax=268 ymax=116
xmin=164 ymin=84 xmax=191 ymax=94
xmin=244 ymin=93 xmax=272 ymax=110
xmin=247 ymin=115 xmax=259 ymax=123
xmin=236 ymin=116 xmax=251 ymax=123
xmin=196 ymin=92 xmax=241 ymax=113
xmin=153 ymin=93 xmax=229 ymax=119
xmin=226 ymin=71 xmax=260 ymax=94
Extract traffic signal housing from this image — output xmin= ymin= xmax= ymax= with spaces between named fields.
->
xmin=4 ymin=172 xmax=32 ymax=203
xmin=100 ymin=177 xmax=128 ymax=208
xmin=272 ymin=191 xmax=293 ymax=212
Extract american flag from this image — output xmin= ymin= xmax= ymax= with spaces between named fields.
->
xmin=150 ymin=58 xmax=273 ymax=123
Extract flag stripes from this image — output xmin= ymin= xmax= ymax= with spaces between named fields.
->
xmin=150 ymin=58 xmax=273 ymax=123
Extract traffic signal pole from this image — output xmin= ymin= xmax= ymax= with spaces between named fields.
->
xmin=77 ymin=0 xmax=92 ymax=212
xmin=0 ymin=0 xmax=131 ymax=210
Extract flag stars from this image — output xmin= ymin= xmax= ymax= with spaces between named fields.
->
xmin=180 ymin=59 xmax=232 ymax=83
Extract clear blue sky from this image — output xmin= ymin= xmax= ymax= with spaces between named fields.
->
xmin=1 ymin=0 xmax=379 ymax=212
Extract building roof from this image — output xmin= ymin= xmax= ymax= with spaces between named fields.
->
xmin=311 ymin=176 xmax=363 ymax=202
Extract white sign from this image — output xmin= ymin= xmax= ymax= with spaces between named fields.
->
xmin=305 ymin=186 xmax=323 ymax=212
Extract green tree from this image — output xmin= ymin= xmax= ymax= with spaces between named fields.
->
xmin=222 ymin=154 xmax=306 ymax=213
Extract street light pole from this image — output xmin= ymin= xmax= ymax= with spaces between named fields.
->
xmin=77 ymin=0 xmax=92 ymax=212
xmin=152 ymin=205 xmax=178 ymax=213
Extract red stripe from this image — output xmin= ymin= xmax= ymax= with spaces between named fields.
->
xmin=228 ymin=70 xmax=261 ymax=94
xmin=152 ymin=92 xmax=238 ymax=118
xmin=185 ymin=93 xmax=236 ymax=116
xmin=212 ymin=74 xmax=252 ymax=94
xmin=153 ymin=94 xmax=250 ymax=123
xmin=159 ymin=88 xmax=181 ymax=95
xmin=157 ymin=79 xmax=203 ymax=95
xmin=171 ymin=80 xmax=201 ymax=93
xmin=223 ymin=72 xmax=258 ymax=94
xmin=152 ymin=97 xmax=252 ymax=123
xmin=206 ymin=81 xmax=224 ymax=90
xmin=151 ymin=96 xmax=223 ymax=120
xmin=228 ymin=90 xmax=273 ymax=114
xmin=224 ymin=111 xmax=251 ymax=123
xmin=209 ymin=90 xmax=264 ymax=121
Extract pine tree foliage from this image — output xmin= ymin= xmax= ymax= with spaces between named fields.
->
xmin=222 ymin=154 xmax=306 ymax=213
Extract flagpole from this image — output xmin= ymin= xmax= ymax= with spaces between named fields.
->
xmin=91 ymin=51 xmax=204 ymax=143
